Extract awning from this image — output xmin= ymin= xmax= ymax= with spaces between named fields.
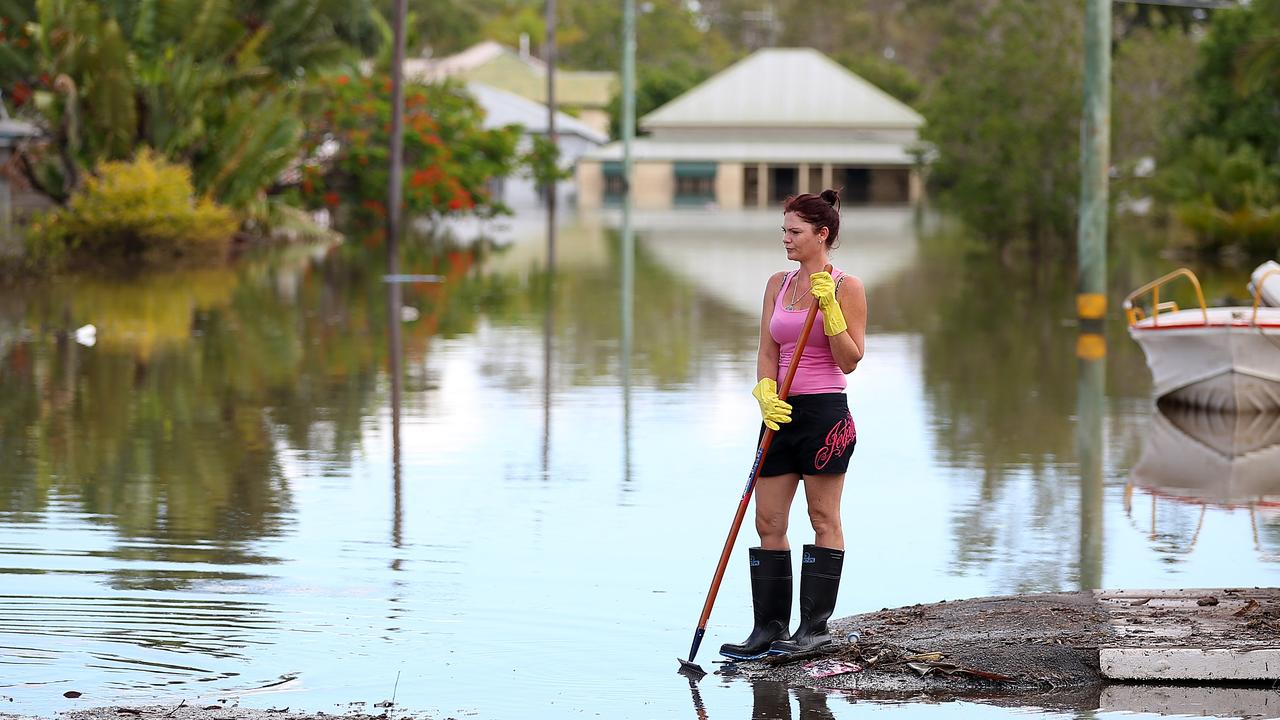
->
xmin=674 ymin=161 xmax=717 ymax=177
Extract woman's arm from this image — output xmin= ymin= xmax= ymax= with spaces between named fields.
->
xmin=827 ymin=276 xmax=866 ymax=374
xmin=757 ymin=272 xmax=786 ymax=380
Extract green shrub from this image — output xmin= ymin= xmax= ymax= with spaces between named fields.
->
xmin=1157 ymin=137 xmax=1280 ymax=256
xmin=27 ymin=151 xmax=239 ymax=270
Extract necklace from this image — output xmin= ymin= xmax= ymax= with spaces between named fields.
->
xmin=784 ymin=274 xmax=807 ymax=311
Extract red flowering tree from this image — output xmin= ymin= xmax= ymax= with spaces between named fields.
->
xmin=299 ymin=75 xmax=521 ymax=223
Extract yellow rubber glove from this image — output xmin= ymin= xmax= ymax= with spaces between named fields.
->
xmin=752 ymin=378 xmax=792 ymax=431
xmin=810 ymin=271 xmax=847 ymax=337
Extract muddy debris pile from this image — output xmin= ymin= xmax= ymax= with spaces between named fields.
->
xmin=724 ymin=591 xmax=1111 ymax=696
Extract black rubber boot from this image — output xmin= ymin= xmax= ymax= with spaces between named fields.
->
xmin=719 ymin=548 xmax=792 ymax=660
xmin=768 ymin=545 xmax=843 ymax=655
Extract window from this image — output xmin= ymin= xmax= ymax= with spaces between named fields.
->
xmin=769 ymin=165 xmax=798 ymax=204
xmin=603 ymin=161 xmax=625 ymax=204
xmin=674 ymin=162 xmax=717 ymax=206
xmin=833 ymin=167 xmax=871 ymax=203
xmin=808 ymin=166 xmax=824 ymax=195
xmin=868 ymin=168 xmax=911 ymax=203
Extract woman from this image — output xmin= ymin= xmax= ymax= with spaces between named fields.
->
xmin=720 ymin=189 xmax=867 ymax=660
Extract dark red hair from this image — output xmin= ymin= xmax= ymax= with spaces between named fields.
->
xmin=782 ymin=189 xmax=842 ymax=248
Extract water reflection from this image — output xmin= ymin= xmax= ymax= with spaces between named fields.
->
xmin=0 ymin=270 xmax=295 ymax=580
xmin=0 ymin=237 xmax=506 ymax=582
xmin=686 ymin=678 xmax=709 ymax=720
xmin=475 ymin=216 xmax=762 ymax=389
xmin=620 ymin=195 xmax=635 ymax=493
xmin=1 ymin=209 xmax=1277 ymax=719
xmin=1130 ymin=408 xmax=1280 ymax=504
xmin=1100 ymin=684 xmax=1280 ymax=719
xmin=0 ymin=593 xmax=272 ymax=674
xmin=1077 ymin=348 xmax=1106 ymax=591
xmin=869 ymin=230 xmax=1086 ymax=590
xmin=691 ymin=679 xmax=839 ymax=720
xmin=1126 ymin=406 xmax=1280 ymax=561
xmin=386 ymin=279 xmax=404 ymax=563
xmin=730 ymin=678 xmax=1280 ymax=719
xmin=542 ymin=268 xmax=554 ymax=478
xmin=636 ymin=208 xmax=918 ymax=318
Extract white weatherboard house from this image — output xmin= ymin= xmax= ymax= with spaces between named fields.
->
xmin=577 ymin=47 xmax=926 ymax=210
xmin=465 ymin=82 xmax=607 ymax=209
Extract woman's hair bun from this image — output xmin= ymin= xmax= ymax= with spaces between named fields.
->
xmin=819 ymin=188 xmax=841 ymax=209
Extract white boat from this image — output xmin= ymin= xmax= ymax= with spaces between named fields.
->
xmin=1124 ymin=264 xmax=1280 ymax=413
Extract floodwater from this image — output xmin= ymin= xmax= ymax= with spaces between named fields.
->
xmin=0 ymin=208 xmax=1277 ymax=720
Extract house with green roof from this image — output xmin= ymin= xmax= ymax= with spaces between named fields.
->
xmin=577 ymin=47 xmax=926 ymax=210
xmin=410 ymin=41 xmax=617 ymax=139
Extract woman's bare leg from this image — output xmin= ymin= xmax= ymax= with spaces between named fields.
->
xmin=802 ymin=474 xmax=845 ymax=550
xmin=754 ymin=473 xmax=801 ymax=550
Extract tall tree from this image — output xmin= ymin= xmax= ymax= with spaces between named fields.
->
xmin=699 ymin=0 xmax=940 ymax=99
xmin=920 ymin=0 xmax=1084 ymax=254
xmin=1156 ymin=0 xmax=1280 ymax=254
xmin=405 ymin=0 xmax=734 ymax=72
xmin=1186 ymin=0 xmax=1280 ymax=164
xmin=1112 ymin=26 xmax=1199 ymax=175
xmin=606 ymin=59 xmax=711 ymax=138
xmin=558 ymin=0 xmax=733 ymax=71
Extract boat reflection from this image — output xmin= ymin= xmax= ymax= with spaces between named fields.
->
xmin=1130 ymin=406 xmax=1280 ymax=504
xmin=1126 ymin=405 xmax=1280 ymax=559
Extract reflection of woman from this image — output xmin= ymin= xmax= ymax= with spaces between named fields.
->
xmin=721 ymin=190 xmax=867 ymax=660
xmin=748 ymin=680 xmax=836 ymax=720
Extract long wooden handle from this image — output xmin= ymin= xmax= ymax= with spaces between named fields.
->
xmin=691 ymin=263 xmax=831 ymax=638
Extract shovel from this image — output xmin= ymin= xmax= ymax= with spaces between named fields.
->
xmin=677 ymin=263 xmax=830 ymax=681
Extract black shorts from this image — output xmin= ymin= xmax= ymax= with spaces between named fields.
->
xmin=759 ymin=393 xmax=856 ymax=477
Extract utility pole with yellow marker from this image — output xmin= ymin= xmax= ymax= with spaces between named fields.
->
xmin=1075 ymin=0 xmax=1110 ymax=591
xmin=1077 ymin=0 xmax=1110 ymax=346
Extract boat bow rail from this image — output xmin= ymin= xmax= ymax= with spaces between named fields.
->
xmin=1124 ymin=268 xmax=1209 ymax=328
xmin=1126 ymin=267 xmax=1280 ymax=330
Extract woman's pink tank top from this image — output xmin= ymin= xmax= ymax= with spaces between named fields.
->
xmin=769 ymin=269 xmax=847 ymax=395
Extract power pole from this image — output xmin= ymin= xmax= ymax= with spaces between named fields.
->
xmin=387 ymin=0 xmax=408 ymax=276
xmin=1077 ymin=0 xmax=1110 ymax=341
xmin=622 ymin=0 xmax=635 ymax=206
xmin=621 ymin=0 xmax=636 ymax=364
xmin=545 ymin=0 xmax=558 ymax=271
xmin=1076 ymin=0 xmax=1111 ymax=592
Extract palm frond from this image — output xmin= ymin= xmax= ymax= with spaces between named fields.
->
xmin=184 ymin=0 xmax=242 ymax=60
xmin=194 ymin=90 xmax=302 ymax=207
xmin=129 ymin=0 xmax=158 ymax=56
xmin=151 ymin=0 xmax=202 ymax=46
xmin=83 ymin=18 xmax=138 ymax=160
